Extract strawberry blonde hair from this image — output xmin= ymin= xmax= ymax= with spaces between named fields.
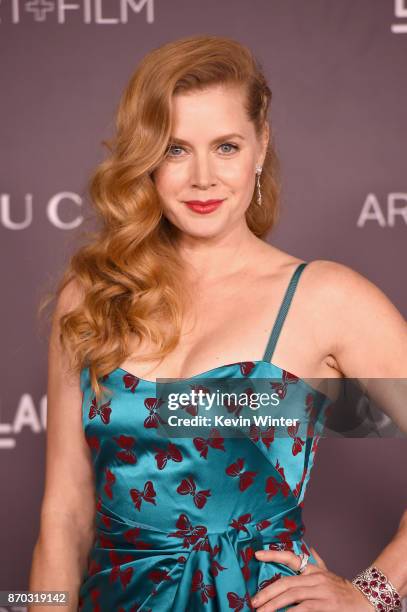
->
xmin=38 ymin=34 xmax=282 ymax=402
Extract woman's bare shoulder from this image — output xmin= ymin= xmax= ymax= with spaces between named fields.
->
xmin=259 ymin=246 xmax=375 ymax=297
xmin=303 ymin=259 xmax=386 ymax=301
xmin=305 ymin=259 xmax=406 ymax=349
xmin=309 ymin=260 xmax=406 ymax=377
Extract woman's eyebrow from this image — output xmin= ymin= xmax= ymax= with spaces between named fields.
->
xmin=169 ymin=133 xmax=245 ymax=145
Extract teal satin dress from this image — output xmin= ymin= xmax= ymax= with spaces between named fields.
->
xmin=78 ymin=262 xmax=331 ymax=611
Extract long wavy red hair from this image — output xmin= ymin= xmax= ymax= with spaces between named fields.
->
xmin=38 ymin=34 xmax=282 ymax=402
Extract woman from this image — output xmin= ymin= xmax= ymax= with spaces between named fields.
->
xmin=29 ymin=35 xmax=407 ymax=611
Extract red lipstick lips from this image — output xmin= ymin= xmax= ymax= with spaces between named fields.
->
xmin=184 ymin=199 xmax=225 ymax=214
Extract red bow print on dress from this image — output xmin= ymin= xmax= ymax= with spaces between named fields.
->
xmin=153 ymin=441 xmax=183 ymax=469
xmin=193 ymin=428 xmax=225 ymax=459
xmin=167 ymin=513 xmax=208 ymax=550
xmin=113 ymin=434 xmax=138 ymax=464
xmin=191 ymin=568 xmax=216 ymax=604
xmin=176 ymin=475 xmax=211 ymax=509
xmin=270 ymin=370 xmax=299 ymax=399
xmin=225 ymin=458 xmax=257 ymax=491
xmin=129 ymin=480 xmax=157 ymax=511
xmin=88 ymin=397 xmax=112 ymax=425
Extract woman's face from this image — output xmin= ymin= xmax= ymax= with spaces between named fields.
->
xmin=152 ymin=84 xmax=269 ymax=239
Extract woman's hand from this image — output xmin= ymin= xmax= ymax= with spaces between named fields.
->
xmin=250 ymin=546 xmax=373 ymax=611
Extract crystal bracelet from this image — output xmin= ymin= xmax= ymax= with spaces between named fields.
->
xmin=351 ymin=565 xmax=402 ymax=611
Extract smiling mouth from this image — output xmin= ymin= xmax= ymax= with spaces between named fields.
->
xmin=184 ymin=199 xmax=225 ymax=214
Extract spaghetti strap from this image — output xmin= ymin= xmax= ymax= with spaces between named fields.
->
xmin=262 ymin=262 xmax=308 ymax=363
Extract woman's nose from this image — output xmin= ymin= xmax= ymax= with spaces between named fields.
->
xmin=190 ymin=154 xmax=216 ymax=187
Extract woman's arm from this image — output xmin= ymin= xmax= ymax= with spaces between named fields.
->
xmin=317 ymin=261 xmax=407 ymax=595
xmin=318 ymin=260 xmax=407 ymax=380
xmin=250 ymin=524 xmax=407 ymax=611
xmin=251 ymin=261 xmax=407 ymax=610
xmin=321 ymin=260 xmax=407 ymax=592
xmin=28 ymin=280 xmax=96 ymax=612
xmin=29 ymin=515 xmax=94 ymax=612
xmin=306 ymin=260 xmax=407 ymax=430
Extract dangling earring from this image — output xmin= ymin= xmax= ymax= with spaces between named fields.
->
xmin=255 ymin=165 xmax=262 ymax=207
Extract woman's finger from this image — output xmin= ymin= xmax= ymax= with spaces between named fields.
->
xmin=255 ymin=584 xmax=325 ymax=612
xmin=251 ymin=574 xmax=323 ymax=610
xmin=254 ymin=549 xmax=319 ymax=574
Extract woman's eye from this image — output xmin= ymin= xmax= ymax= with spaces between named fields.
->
xmin=166 ymin=145 xmax=184 ymax=157
xmin=219 ymin=143 xmax=239 ymax=154
xmin=166 ymin=142 xmax=239 ymax=157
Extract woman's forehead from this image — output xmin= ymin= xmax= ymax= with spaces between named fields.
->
xmin=170 ymin=87 xmax=250 ymax=132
